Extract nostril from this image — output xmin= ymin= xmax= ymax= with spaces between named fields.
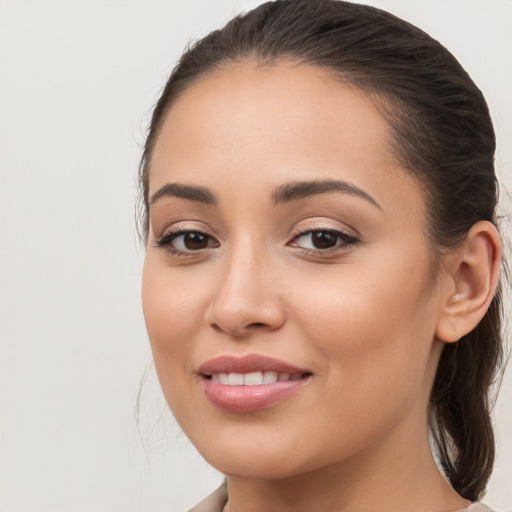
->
xmin=205 ymin=301 xmax=286 ymax=336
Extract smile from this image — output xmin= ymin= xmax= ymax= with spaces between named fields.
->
xmin=199 ymin=355 xmax=312 ymax=412
xmin=210 ymin=371 xmax=304 ymax=385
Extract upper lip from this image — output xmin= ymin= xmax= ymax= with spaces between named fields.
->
xmin=198 ymin=354 xmax=310 ymax=376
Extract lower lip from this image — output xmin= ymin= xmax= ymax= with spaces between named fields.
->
xmin=202 ymin=377 xmax=309 ymax=412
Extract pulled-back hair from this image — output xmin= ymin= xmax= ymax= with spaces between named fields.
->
xmin=138 ymin=0 xmax=506 ymax=500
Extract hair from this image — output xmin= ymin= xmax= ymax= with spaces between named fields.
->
xmin=138 ymin=0 xmax=506 ymax=501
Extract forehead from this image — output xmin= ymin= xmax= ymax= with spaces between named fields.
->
xmin=153 ymin=62 xmax=393 ymax=168
xmin=149 ymin=61 xmax=424 ymax=217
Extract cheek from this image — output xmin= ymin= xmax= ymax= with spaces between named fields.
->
xmin=283 ymin=268 xmax=438 ymax=460
xmin=141 ymin=258 xmax=216 ymax=430
xmin=141 ymin=255 xmax=208 ymax=381
xmin=289 ymin=251 xmax=438 ymax=394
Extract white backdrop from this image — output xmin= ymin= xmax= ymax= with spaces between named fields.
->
xmin=1 ymin=1 xmax=511 ymax=511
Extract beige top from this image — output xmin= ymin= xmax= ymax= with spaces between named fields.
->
xmin=188 ymin=482 xmax=497 ymax=512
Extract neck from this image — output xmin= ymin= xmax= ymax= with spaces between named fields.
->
xmin=225 ymin=410 xmax=470 ymax=512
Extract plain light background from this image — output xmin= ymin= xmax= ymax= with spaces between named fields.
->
xmin=1 ymin=1 xmax=511 ymax=511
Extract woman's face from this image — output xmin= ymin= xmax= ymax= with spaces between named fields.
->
xmin=142 ymin=63 xmax=448 ymax=479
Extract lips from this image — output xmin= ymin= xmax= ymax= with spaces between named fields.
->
xmin=198 ymin=354 xmax=312 ymax=412
xmin=199 ymin=354 xmax=308 ymax=375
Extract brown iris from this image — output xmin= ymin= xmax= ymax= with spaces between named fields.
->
xmin=183 ymin=232 xmax=210 ymax=250
xmin=311 ymin=231 xmax=338 ymax=249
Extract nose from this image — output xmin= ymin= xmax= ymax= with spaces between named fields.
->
xmin=204 ymin=245 xmax=286 ymax=338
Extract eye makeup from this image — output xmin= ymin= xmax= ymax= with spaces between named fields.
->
xmin=288 ymin=228 xmax=359 ymax=253
xmin=155 ymin=223 xmax=361 ymax=259
xmin=155 ymin=227 xmax=219 ymax=256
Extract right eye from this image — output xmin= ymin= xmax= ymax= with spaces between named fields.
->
xmin=157 ymin=230 xmax=219 ymax=255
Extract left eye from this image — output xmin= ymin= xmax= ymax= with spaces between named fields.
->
xmin=289 ymin=230 xmax=357 ymax=250
xmin=157 ymin=230 xmax=219 ymax=253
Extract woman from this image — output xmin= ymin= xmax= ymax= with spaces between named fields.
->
xmin=139 ymin=1 xmax=507 ymax=510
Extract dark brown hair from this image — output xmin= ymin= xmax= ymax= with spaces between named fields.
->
xmin=138 ymin=0 xmax=505 ymax=501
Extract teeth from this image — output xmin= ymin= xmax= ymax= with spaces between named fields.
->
xmin=262 ymin=371 xmax=278 ymax=384
xmin=244 ymin=371 xmax=263 ymax=385
xmin=227 ymin=373 xmax=244 ymax=385
xmin=210 ymin=371 xmax=303 ymax=385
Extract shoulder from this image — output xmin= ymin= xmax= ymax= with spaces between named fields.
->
xmin=462 ymin=503 xmax=498 ymax=512
xmin=186 ymin=487 xmax=500 ymax=512
xmin=187 ymin=481 xmax=228 ymax=512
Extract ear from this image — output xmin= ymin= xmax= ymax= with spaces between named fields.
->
xmin=436 ymin=221 xmax=502 ymax=343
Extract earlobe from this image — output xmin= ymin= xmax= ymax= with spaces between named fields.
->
xmin=436 ymin=221 xmax=502 ymax=343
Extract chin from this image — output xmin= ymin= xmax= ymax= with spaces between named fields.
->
xmin=194 ymin=433 xmax=348 ymax=482
xmin=190 ymin=434 xmax=305 ymax=479
xmin=209 ymin=455 xmax=309 ymax=481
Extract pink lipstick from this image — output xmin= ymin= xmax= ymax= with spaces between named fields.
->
xmin=199 ymin=354 xmax=311 ymax=412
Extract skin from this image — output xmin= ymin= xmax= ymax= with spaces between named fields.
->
xmin=142 ymin=62 xmax=499 ymax=512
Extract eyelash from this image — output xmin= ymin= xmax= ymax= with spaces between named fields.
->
xmin=156 ymin=228 xmax=219 ymax=256
xmin=289 ymin=228 xmax=359 ymax=254
xmin=155 ymin=227 xmax=359 ymax=256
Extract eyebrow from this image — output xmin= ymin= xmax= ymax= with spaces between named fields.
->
xmin=271 ymin=179 xmax=381 ymax=209
xmin=149 ymin=179 xmax=381 ymax=210
xmin=150 ymin=183 xmax=218 ymax=206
